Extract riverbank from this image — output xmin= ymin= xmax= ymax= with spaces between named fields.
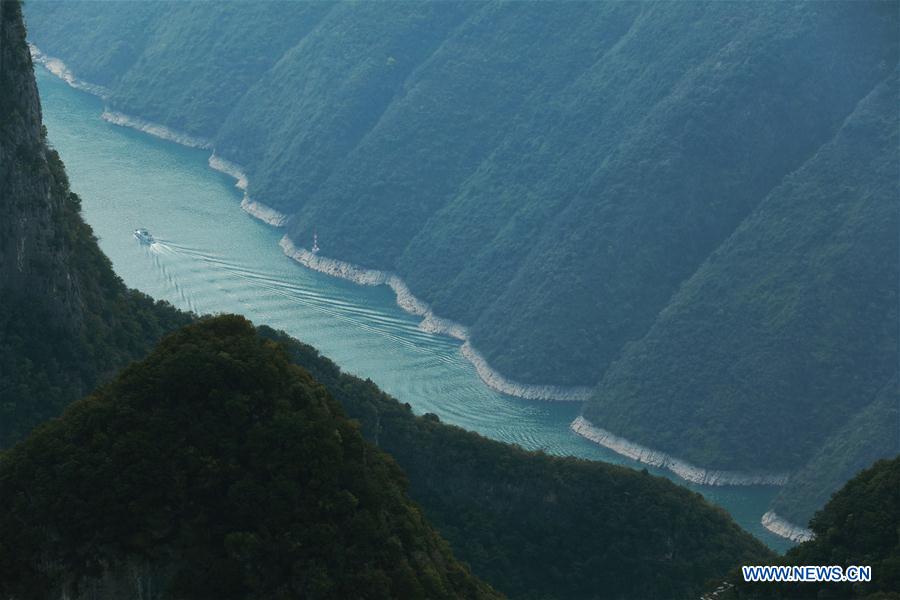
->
xmin=760 ymin=511 xmax=814 ymax=543
xmin=207 ymin=154 xmax=288 ymax=227
xmin=30 ymin=45 xmax=289 ymax=229
xmin=570 ymin=416 xmax=790 ymax=486
xmin=29 ymin=44 xmax=108 ymax=97
xmin=101 ymin=112 xmax=290 ymax=228
xmin=280 ymin=237 xmax=594 ymax=401
xmin=101 ymin=110 xmax=211 ymax=149
xmin=30 ymin=45 xmax=589 ymax=401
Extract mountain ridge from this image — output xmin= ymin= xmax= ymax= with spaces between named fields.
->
xmin=0 ymin=316 xmax=501 ymax=600
xmin=723 ymin=456 xmax=900 ymax=599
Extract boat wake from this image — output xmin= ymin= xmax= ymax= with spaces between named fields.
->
xmin=140 ymin=241 xmax=448 ymax=355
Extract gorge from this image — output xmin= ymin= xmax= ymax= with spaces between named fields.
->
xmin=5 ymin=2 xmax=899 ymax=596
xmin=22 ymin=0 xmax=898 ymax=549
xmin=1 ymin=6 xmax=780 ymax=595
xmin=31 ymin=53 xmax=790 ymax=550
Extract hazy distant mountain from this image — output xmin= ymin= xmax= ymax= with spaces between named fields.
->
xmin=22 ymin=0 xmax=898 ymax=539
xmin=24 ymin=1 xmax=897 ymax=386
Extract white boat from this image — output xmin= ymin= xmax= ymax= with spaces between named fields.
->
xmin=133 ymin=228 xmax=154 ymax=244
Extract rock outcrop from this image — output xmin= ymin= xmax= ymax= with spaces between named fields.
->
xmin=1 ymin=2 xmax=82 ymax=327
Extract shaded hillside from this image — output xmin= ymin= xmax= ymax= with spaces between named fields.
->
xmin=583 ymin=72 xmax=899 ymax=474
xmin=769 ymin=377 xmax=899 ymax=527
xmin=0 ymin=316 xmax=499 ymax=600
xmin=724 ymin=456 xmax=900 ymax=599
xmin=0 ymin=0 xmax=188 ymax=448
xmin=261 ymin=326 xmax=773 ymax=600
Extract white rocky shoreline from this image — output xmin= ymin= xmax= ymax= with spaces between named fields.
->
xmin=570 ymin=416 xmax=791 ymax=486
xmin=207 ymin=154 xmax=288 ymax=227
xmin=101 ymin=110 xmax=212 ymax=149
xmin=29 ymin=44 xmax=108 ymax=97
xmin=279 ymin=237 xmax=594 ymax=402
xmin=102 ymin=112 xmax=289 ymax=227
xmin=761 ymin=511 xmax=814 ymax=543
xmin=31 ymin=44 xmax=288 ymax=228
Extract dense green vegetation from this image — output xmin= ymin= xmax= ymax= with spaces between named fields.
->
xmin=0 ymin=316 xmax=498 ymax=599
xmin=0 ymin=0 xmax=189 ymax=449
xmin=262 ymin=326 xmax=772 ymax=600
xmin=583 ymin=72 xmax=898 ymax=473
xmin=723 ymin=456 xmax=900 ymax=599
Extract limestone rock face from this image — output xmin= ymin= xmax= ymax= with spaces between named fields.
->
xmin=0 ymin=0 xmax=82 ymax=328
xmin=0 ymin=1 xmax=188 ymax=448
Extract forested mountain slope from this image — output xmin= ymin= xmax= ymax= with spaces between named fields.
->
xmin=583 ymin=72 xmax=898 ymax=474
xmin=0 ymin=316 xmax=499 ymax=600
xmin=724 ymin=456 xmax=900 ymax=599
xmin=260 ymin=326 xmax=772 ymax=600
xmin=0 ymin=0 xmax=188 ymax=448
xmin=767 ymin=377 xmax=899 ymax=529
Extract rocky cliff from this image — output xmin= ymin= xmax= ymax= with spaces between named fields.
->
xmin=0 ymin=0 xmax=188 ymax=447
xmin=0 ymin=0 xmax=81 ymax=324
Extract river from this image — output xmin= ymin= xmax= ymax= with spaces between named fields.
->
xmin=35 ymin=65 xmax=790 ymax=552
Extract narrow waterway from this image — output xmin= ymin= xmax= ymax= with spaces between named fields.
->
xmin=36 ymin=65 xmax=790 ymax=552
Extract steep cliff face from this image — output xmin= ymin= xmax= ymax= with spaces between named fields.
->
xmin=0 ymin=0 xmax=80 ymax=322
xmin=0 ymin=0 xmax=188 ymax=447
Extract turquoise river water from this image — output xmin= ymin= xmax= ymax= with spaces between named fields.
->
xmin=36 ymin=66 xmax=790 ymax=552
